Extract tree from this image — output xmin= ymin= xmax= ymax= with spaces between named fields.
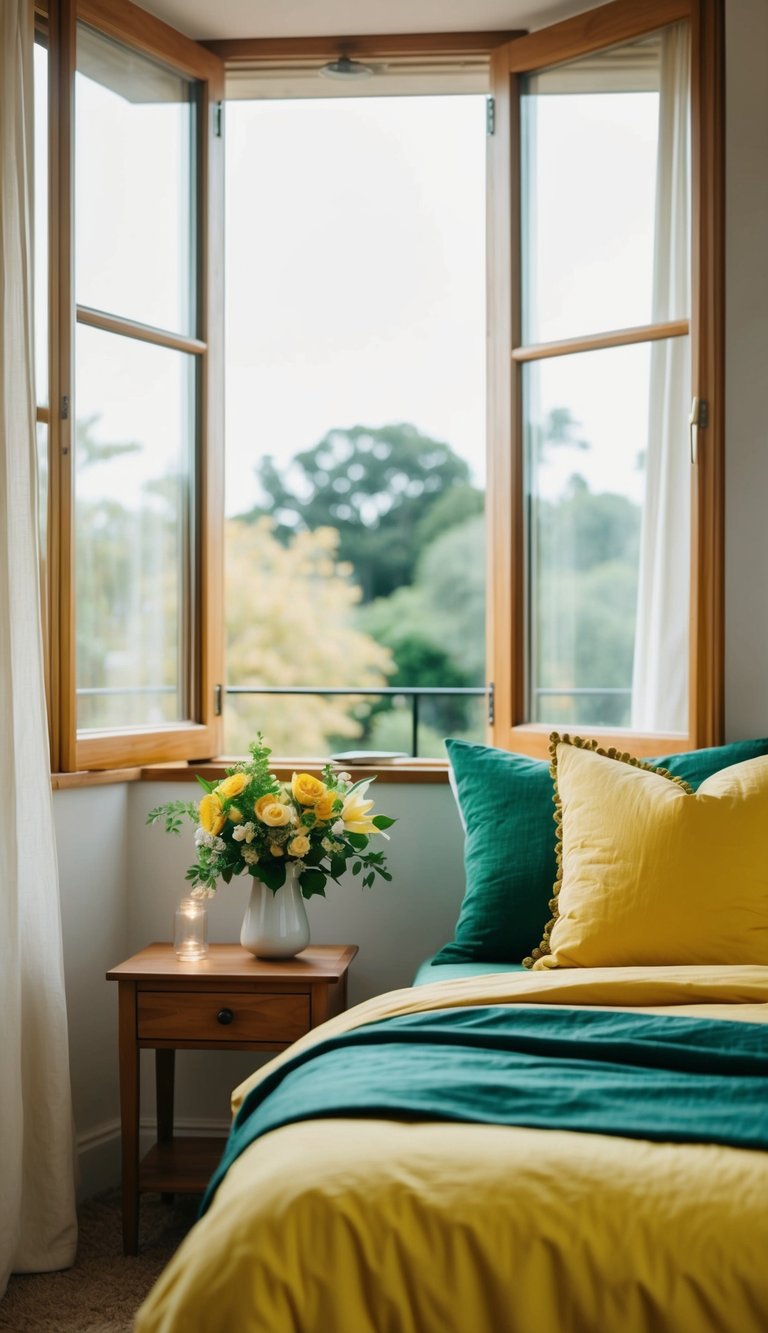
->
xmin=224 ymin=517 xmax=393 ymax=754
xmin=239 ymin=423 xmax=475 ymax=601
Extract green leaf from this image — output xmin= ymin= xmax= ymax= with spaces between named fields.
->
xmin=352 ymin=861 xmax=362 ymax=876
xmin=346 ymin=833 xmax=369 ymax=850
xmin=257 ymin=862 xmax=286 ymax=893
xmin=363 ymin=872 xmax=375 ymax=888
xmin=300 ymin=868 xmax=327 ymax=900
xmin=372 ymin=814 xmax=396 ymax=830
xmin=195 ymin=774 xmax=217 ymax=794
xmin=330 ymin=856 xmax=347 ymax=880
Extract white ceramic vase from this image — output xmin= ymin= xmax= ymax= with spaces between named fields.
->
xmin=240 ymin=862 xmax=310 ymax=960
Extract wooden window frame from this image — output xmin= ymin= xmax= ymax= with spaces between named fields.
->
xmin=486 ymin=0 xmax=724 ymax=759
xmin=45 ymin=0 xmax=225 ymax=772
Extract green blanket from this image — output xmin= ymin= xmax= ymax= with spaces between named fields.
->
xmin=201 ymin=1005 xmax=768 ymax=1214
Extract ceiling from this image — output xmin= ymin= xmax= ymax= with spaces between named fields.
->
xmin=133 ymin=0 xmax=599 ymax=43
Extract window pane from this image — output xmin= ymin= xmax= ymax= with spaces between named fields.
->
xmin=75 ymin=24 xmax=196 ymax=334
xmin=525 ymin=338 xmax=690 ymax=732
xmin=520 ymin=26 xmax=689 ymax=344
xmin=34 ymin=40 xmax=48 ymax=404
xmin=75 ymin=325 xmax=196 ymax=731
xmin=224 ymin=96 xmax=486 ymax=757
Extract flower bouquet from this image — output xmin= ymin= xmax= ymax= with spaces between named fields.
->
xmin=147 ymin=736 xmax=395 ymax=901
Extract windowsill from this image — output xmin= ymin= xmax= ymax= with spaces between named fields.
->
xmin=51 ymin=758 xmax=450 ymax=789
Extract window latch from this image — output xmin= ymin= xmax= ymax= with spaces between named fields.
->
xmin=214 ymin=684 xmax=223 ymax=716
xmin=487 ymin=681 xmax=495 ymax=726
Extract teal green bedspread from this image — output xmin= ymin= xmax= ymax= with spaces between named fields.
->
xmin=201 ymin=1005 xmax=768 ymax=1214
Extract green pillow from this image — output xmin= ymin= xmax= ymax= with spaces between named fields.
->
xmin=434 ymin=736 xmax=768 ymax=965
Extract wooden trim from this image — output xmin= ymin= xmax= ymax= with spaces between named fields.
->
xmin=502 ymin=0 xmax=691 ymax=74
xmin=206 ymin=32 xmax=526 ymax=64
xmin=486 ymin=49 xmax=522 ymax=747
xmin=138 ymin=759 xmax=450 ymax=785
xmin=51 ymin=766 xmax=143 ymax=788
xmin=502 ymin=725 xmax=692 ymax=760
xmin=76 ymin=724 xmax=223 ymax=772
xmin=36 ymin=404 xmax=50 ymax=424
xmin=48 ymin=0 xmax=77 ymax=773
xmin=76 ymin=305 xmax=207 ymax=356
xmin=77 ymin=0 xmax=221 ymax=80
xmin=196 ymin=68 xmax=226 ymax=762
xmin=688 ymin=0 xmax=725 ymax=747
xmin=512 ymin=319 xmax=690 ymax=363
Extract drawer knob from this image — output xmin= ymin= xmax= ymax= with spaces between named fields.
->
xmin=216 ymin=1008 xmax=234 ymax=1026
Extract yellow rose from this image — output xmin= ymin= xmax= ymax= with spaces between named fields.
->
xmin=341 ymin=781 xmax=378 ymax=836
xmin=256 ymin=799 xmax=292 ymax=828
xmin=313 ymin=790 xmax=338 ymax=822
xmin=254 ymin=794 xmax=277 ymax=821
xmin=228 ymin=806 xmax=243 ymax=824
xmin=216 ymin=772 xmax=249 ymax=801
xmin=288 ymin=833 xmax=311 ymax=857
xmin=269 ymin=842 xmax=285 ymax=857
xmin=198 ymin=792 xmax=225 ymax=836
xmin=291 ymin=772 xmax=327 ymax=806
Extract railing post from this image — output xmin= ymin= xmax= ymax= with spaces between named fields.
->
xmin=411 ymin=693 xmax=420 ymax=757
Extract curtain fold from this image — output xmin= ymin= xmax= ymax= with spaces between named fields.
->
xmin=630 ymin=23 xmax=691 ymax=734
xmin=0 ymin=0 xmax=77 ymax=1294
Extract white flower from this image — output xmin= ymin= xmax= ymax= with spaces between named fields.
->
xmin=337 ymin=771 xmax=352 ymax=784
xmin=191 ymin=885 xmax=216 ymax=900
xmin=331 ymin=819 xmax=344 ymax=837
xmin=321 ymin=837 xmax=333 ymax=852
xmin=212 ymin=836 xmax=227 ymax=853
xmin=242 ymin=846 xmax=259 ymax=865
xmin=194 ymin=826 xmax=209 ymax=847
xmin=232 ymin=820 xmax=257 ymax=844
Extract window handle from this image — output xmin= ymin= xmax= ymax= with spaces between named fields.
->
xmin=689 ymin=397 xmax=709 ymax=465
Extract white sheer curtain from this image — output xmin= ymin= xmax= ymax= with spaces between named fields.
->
xmin=631 ymin=23 xmax=691 ymax=733
xmin=0 ymin=0 xmax=77 ymax=1295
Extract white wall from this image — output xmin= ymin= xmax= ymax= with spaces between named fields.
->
xmin=54 ymin=784 xmax=129 ymax=1197
xmin=56 ymin=0 xmax=768 ymax=1195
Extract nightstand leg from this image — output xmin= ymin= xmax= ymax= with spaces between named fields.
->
xmin=118 ymin=982 xmax=140 ymax=1255
xmin=156 ymin=1049 xmax=176 ymax=1204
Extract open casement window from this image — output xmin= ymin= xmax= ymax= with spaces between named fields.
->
xmin=487 ymin=0 xmax=723 ymax=759
xmin=46 ymin=0 xmax=224 ymax=772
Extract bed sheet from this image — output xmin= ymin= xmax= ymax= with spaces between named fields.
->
xmin=136 ymin=965 xmax=768 ymax=1333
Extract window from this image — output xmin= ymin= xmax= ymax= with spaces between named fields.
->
xmin=487 ymin=0 xmax=723 ymax=758
xmin=41 ymin=0 xmax=224 ymax=771
xmin=35 ymin=3 xmax=722 ymax=773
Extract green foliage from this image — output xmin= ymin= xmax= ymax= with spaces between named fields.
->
xmin=238 ymin=423 xmax=473 ymax=601
xmin=147 ymin=739 xmax=394 ymax=897
xmin=146 ymin=800 xmax=199 ymax=835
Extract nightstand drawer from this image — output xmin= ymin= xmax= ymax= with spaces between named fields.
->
xmin=137 ymin=991 xmax=310 ymax=1042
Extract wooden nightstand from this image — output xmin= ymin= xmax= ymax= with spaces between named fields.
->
xmin=106 ymin=942 xmax=358 ymax=1254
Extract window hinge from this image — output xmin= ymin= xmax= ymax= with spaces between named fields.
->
xmin=213 ymin=102 xmax=223 ymax=138
xmin=487 ymin=681 xmax=495 ymax=725
xmin=214 ymin=683 xmax=223 ymax=716
xmin=61 ymin=394 xmax=70 ymax=420
xmin=486 ymin=96 xmax=495 ymax=137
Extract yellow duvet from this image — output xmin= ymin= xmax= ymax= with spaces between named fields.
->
xmin=136 ymin=966 xmax=768 ymax=1333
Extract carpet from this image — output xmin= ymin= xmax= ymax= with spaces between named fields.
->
xmin=0 ymin=1190 xmax=198 ymax=1332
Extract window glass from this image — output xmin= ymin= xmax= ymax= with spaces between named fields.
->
xmin=525 ymin=336 xmax=690 ymax=730
xmin=75 ymin=325 xmax=196 ymax=731
xmin=225 ymin=95 xmax=486 ymax=757
xmin=75 ymin=24 xmax=196 ymax=334
xmin=520 ymin=31 xmax=686 ymax=345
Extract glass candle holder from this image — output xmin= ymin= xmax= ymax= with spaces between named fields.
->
xmin=174 ymin=896 xmax=208 ymax=961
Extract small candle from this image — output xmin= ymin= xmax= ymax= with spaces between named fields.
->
xmin=174 ymin=896 xmax=208 ymax=960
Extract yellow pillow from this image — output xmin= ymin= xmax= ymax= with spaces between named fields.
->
xmin=525 ymin=735 xmax=768 ymax=970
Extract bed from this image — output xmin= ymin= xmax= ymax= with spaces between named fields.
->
xmin=135 ymin=736 xmax=768 ymax=1332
